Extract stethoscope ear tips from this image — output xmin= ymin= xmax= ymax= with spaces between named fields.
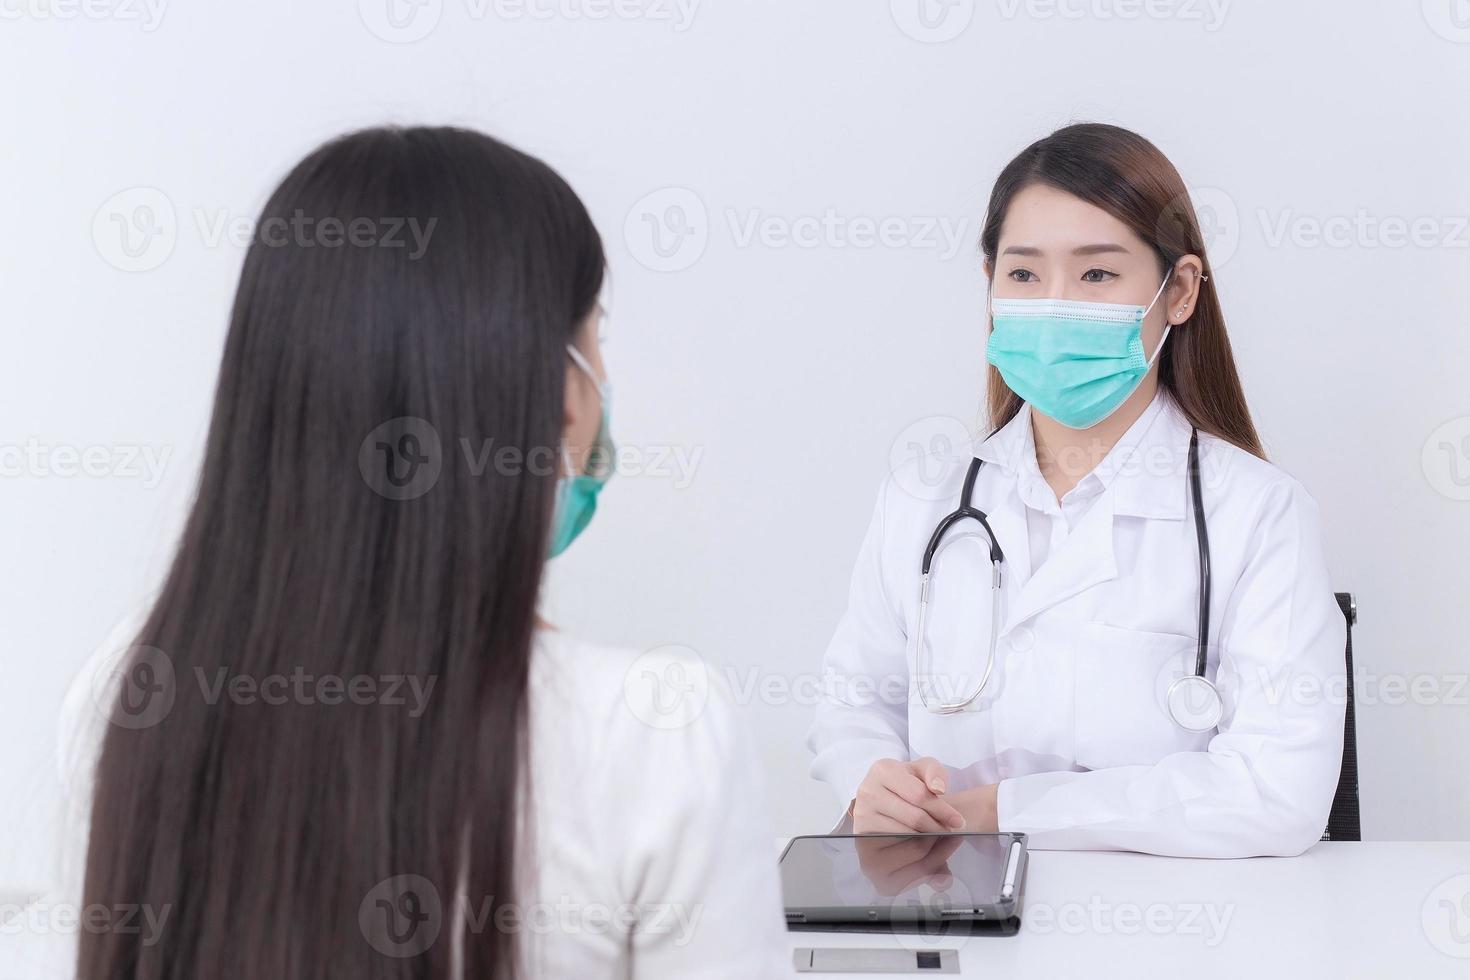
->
xmin=1166 ymin=674 xmax=1223 ymax=733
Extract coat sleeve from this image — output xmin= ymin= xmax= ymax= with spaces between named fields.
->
xmin=806 ymin=477 xmax=913 ymax=814
xmin=996 ymin=478 xmax=1347 ymax=858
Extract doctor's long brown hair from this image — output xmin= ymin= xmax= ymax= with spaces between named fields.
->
xmin=78 ymin=127 xmax=605 ymax=980
xmin=980 ymin=123 xmax=1265 ymax=459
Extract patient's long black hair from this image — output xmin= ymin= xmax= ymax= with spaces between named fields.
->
xmin=79 ymin=126 xmax=605 ymax=980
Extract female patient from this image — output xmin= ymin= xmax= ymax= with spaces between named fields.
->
xmin=73 ymin=126 xmax=791 ymax=979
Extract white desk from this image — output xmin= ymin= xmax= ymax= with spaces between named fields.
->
xmin=782 ymin=841 xmax=1470 ymax=978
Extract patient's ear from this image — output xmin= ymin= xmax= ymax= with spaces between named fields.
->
xmin=560 ymin=312 xmax=603 ymax=473
xmin=563 ymin=361 xmax=582 ymax=430
xmin=560 ymin=358 xmax=593 ymax=478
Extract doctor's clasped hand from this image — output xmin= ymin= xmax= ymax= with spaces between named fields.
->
xmin=852 ymin=758 xmax=998 ymax=834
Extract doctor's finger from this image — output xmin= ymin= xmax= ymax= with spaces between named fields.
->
xmin=914 ymin=793 xmax=966 ymax=830
xmin=884 ymin=773 xmax=965 ymax=829
xmin=872 ymin=793 xmax=953 ymax=834
xmin=885 ymin=767 xmax=962 ymax=819
xmin=907 ymin=757 xmax=949 ymax=794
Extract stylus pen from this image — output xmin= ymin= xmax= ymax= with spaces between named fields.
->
xmin=1000 ymin=840 xmax=1022 ymax=900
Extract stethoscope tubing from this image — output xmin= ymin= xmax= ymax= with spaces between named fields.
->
xmin=915 ymin=427 xmax=1214 ymax=724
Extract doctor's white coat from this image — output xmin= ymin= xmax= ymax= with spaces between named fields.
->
xmin=808 ymin=392 xmax=1346 ymax=858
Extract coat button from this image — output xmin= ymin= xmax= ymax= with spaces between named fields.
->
xmin=1010 ymin=627 xmax=1035 ymax=652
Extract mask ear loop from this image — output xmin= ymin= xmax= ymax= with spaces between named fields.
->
xmin=562 ymin=344 xmax=608 ymax=479
xmin=1141 ymin=266 xmax=1179 ymax=367
xmin=565 ymin=344 xmax=606 ymax=400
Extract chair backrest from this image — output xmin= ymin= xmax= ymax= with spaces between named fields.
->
xmin=1322 ymin=592 xmax=1360 ymax=841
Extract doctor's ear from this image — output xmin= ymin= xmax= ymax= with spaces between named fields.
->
xmin=1164 ymin=254 xmax=1206 ymax=325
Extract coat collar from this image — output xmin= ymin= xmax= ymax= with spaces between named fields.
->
xmin=973 ymin=390 xmax=1193 ymax=521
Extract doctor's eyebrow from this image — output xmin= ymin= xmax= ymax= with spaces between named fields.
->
xmin=1000 ymin=243 xmax=1133 ymax=256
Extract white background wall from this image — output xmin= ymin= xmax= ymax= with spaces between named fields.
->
xmin=4 ymin=1 xmax=1469 ymax=890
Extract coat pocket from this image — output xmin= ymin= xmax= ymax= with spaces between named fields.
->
xmin=1073 ymin=622 xmax=1212 ymax=771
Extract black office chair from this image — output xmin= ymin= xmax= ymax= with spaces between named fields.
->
xmin=1321 ymin=592 xmax=1360 ymax=841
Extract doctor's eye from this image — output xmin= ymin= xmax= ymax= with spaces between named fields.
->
xmin=1006 ymin=268 xmax=1038 ymax=283
xmin=1080 ymin=267 xmax=1119 ymax=283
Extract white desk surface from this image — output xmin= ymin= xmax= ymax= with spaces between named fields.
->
xmin=781 ymin=840 xmax=1470 ymax=978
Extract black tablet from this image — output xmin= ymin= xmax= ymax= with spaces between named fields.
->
xmin=779 ymin=832 xmax=1027 ymax=930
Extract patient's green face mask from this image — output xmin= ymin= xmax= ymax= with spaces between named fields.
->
xmin=548 ymin=344 xmax=613 ymax=559
xmin=985 ymin=272 xmax=1173 ymax=429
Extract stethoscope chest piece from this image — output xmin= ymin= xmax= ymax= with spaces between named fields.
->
xmin=1166 ymin=674 xmax=1223 ymax=733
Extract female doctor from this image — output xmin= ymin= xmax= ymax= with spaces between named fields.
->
xmin=808 ymin=123 xmax=1346 ymax=859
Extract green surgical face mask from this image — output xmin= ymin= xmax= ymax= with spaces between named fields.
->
xmin=548 ymin=344 xmax=613 ymax=559
xmin=986 ymin=272 xmax=1172 ymax=429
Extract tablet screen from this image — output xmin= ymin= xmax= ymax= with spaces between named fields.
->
xmin=780 ymin=833 xmax=1021 ymax=916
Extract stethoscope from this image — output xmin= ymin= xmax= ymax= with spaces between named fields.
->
xmin=913 ymin=428 xmax=1223 ymax=733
